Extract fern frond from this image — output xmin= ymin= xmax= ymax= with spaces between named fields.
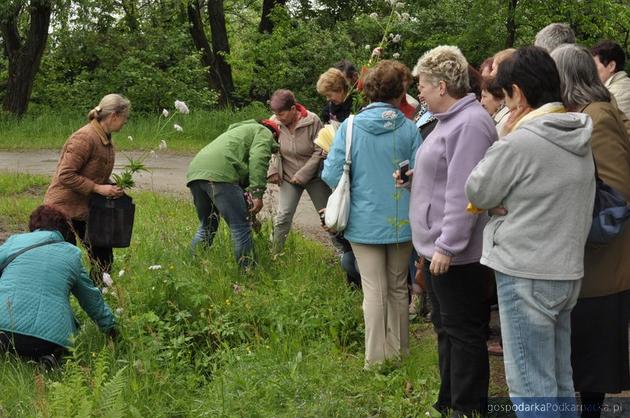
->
xmin=99 ymin=366 xmax=128 ymax=418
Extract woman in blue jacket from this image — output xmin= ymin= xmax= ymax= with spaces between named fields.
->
xmin=323 ymin=60 xmax=420 ymax=368
xmin=0 ymin=205 xmax=116 ymax=363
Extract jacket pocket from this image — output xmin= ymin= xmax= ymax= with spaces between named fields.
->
xmin=490 ymin=219 xmax=503 ymax=247
xmin=416 ymin=202 xmax=432 ymax=230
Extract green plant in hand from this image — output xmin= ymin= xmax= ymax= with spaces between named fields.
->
xmin=112 ymin=158 xmax=148 ymax=189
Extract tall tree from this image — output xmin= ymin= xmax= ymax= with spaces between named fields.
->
xmin=186 ymin=0 xmax=233 ymax=106
xmin=258 ymin=0 xmax=286 ymax=34
xmin=0 ymin=0 xmax=53 ymax=116
xmin=505 ymin=0 xmax=518 ymax=48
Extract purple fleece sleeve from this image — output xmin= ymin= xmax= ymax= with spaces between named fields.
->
xmin=435 ymin=122 xmax=495 ymax=255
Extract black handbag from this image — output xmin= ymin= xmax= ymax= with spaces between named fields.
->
xmin=86 ymin=193 xmax=135 ymax=248
xmin=588 ymin=157 xmax=630 ymax=245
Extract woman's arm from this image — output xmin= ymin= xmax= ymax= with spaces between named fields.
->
xmin=321 ymin=119 xmax=348 ymax=189
xmin=71 ymin=260 xmax=116 ymax=332
xmin=57 ymin=133 xmax=99 ymax=195
xmin=292 ymin=117 xmax=325 ymax=185
xmin=435 ymin=123 xmax=496 ymax=256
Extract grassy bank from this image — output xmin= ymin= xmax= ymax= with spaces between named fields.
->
xmin=0 ymin=104 xmax=268 ymax=152
xmin=0 ymin=171 xmax=449 ymax=417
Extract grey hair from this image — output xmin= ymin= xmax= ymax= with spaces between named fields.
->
xmin=88 ymin=94 xmax=131 ymax=121
xmin=551 ymin=44 xmax=611 ymax=109
xmin=412 ymin=45 xmax=470 ymax=98
xmin=534 ymin=23 xmax=576 ymax=52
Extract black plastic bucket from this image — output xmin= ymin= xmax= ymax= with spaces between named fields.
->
xmin=86 ymin=194 xmax=135 ymax=248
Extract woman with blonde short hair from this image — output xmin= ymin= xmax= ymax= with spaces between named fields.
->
xmin=317 ymin=63 xmax=356 ymax=123
xmin=407 ymin=45 xmax=497 ymax=416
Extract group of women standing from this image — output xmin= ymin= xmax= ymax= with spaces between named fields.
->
xmin=323 ymin=40 xmax=630 ymax=418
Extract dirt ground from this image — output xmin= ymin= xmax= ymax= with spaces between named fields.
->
xmin=0 ymin=150 xmax=330 ymax=243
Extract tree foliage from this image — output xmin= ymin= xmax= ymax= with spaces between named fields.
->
xmin=1 ymin=0 xmax=629 ymax=116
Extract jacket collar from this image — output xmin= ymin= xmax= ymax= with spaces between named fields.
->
xmin=433 ymin=94 xmax=477 ymax=122
xmin=90 ymin=119 xmax=112 ymax=146
xmin=605 ymin=70 xmax=628 ymax=88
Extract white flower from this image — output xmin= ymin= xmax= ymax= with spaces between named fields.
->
xmin=115 ymin=308 xmax=124 ymax=315
xmin=393 ymin=52 xmax=400 ymax=59
xmin=389 ymin=33 xmax=394 ymax=39
xmin=386 ymin=0 xmax=396 ymax=5
xmin=174 ymin=100 xmax=189 ymax=114
xmin=401 ymin=12 xmax=410 ymax=21
xmin=425 ymin=413 xmax=430 ymax=417
xmin=173 ymin=124 xmax=183 ymax=132
xmin=159 ymin=140 xmax=167 ymax=150
xmin=394 ymin=11 xmax=401 ymax=19
xmin=396 ymin=1 xmax=405 ymax=8
xmin=392 ymin=34 xmax=402 ymax=43
xmin=371 ymin=47 xmax=382 ymax=58
xmin=102 ymin=272 xmax=113 ymax=287
xmin=118 ymin=269 xmax=125 ymax=278
xmin=382 ymin=110 xmax=397 ymax=120
xmin=365 ymin=44 xmax=371 ymax=50
xmin=102 ymin=287 xmax=109 ymax=294
xmin=162 ymin=108 xmax=169 ymax=118
xmin=127 ymin=135 xmax=133 ymax=142
xmin=150 ymin=150 xmax=157 ymax=159
xmin=148 ymin=264 xmax=162 ymax=270
xmin=369 ymin=12 xmax=378 ymax=20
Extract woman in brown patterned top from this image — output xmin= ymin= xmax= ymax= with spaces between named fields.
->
xmin=45 ymin=94 xmax=130 ymax=281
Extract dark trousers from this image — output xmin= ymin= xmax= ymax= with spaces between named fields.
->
xmin=188 ymin=180 xmax=253 ymax=269
xmin=424 ymin=260 xmax=492 ymax=416
xmin=72 ymin=220 xmax=114 ymax=285
xmin=0 ymin=331 xmax=65 ymax=359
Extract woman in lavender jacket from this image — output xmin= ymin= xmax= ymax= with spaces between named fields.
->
xmin=407 ymin=46 xmax=497 ymax=417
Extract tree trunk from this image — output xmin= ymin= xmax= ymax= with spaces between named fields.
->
xmin=186 ymin=0 xmax=233 ymax=106
xmin=186 ymin=1 xmax=220 ymax=91
xmin=207 ymin=0 xmax=233 ymax=105
xmin=259 ymin=0 xmax=287 ymax=34
xmin=1 ymin=0 xmax=52 ymax=116
xmin=505 ymin=0 xmax=518 ymax=48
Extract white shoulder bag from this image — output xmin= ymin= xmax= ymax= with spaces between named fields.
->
xmin=325 ymin=115 xmax=354 ymax=231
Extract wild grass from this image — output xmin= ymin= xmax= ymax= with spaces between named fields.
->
xmin=0 ymin=171 xmax=445 ymax=417
xmin=0 ymin=103 xmax=268 ymax=152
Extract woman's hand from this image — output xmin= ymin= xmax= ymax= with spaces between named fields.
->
xmin=95 ymin=184 xmax=123 ymax=198
xmin=488 ymin=206 xmax=508 ymax=216
xmin=289 ymin=176 xmax=303 ymax=186
xmin=429 ymin=251 xmax=452 ymax=276
xmin=249 ymin=198 xmax=263 ymax=214
xmin=393 ymin=168 xmax=413 ymax=189
xmin=267 ymin=173 xmax=281 ymax=185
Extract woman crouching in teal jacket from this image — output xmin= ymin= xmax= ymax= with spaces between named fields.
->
xmin=0 ymin=205 xmax=116 ymax=365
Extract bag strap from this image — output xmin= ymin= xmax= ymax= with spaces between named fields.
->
xmin=0 ymin=239 xmax=61 ymax=276
xmin=344 ymin=115 xmax=354 ymax=166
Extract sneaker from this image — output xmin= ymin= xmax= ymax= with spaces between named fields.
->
xmin=38 ymin=354 xmax=59 ymax=370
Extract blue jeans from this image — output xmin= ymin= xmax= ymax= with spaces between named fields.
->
xmin=495 ymin=272 xmax=581 ymax=417
xmin=188 ymin=180 xmax=253 ymax=269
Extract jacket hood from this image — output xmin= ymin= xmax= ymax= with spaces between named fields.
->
xmin=519 ymin=112 xmax=593 ymax=156
xmin=354 ymin=103 xmax=407 ymax=136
